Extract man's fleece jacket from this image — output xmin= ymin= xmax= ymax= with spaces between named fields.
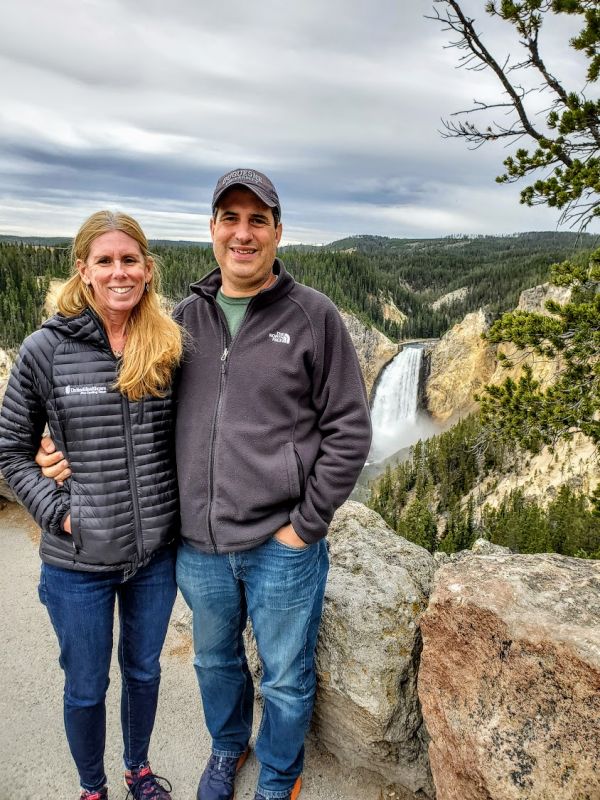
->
xmin=174 ymin=259 xmax=372 ymax=554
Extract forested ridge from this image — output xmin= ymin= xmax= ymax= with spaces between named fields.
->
xmin=0 ymin=231 xmax=594 ymax=349
xmin=369 ymin=414 xmax=600 ymax=558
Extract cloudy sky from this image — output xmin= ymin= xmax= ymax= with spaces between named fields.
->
xmin=0 ymin=0 xmax=591 ymax=244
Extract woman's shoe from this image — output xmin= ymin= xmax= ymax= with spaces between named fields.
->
xmin=79 ymin=787 xmax=108 ymax=800
xmin=125 ymin=763 xmax=172 ymax=799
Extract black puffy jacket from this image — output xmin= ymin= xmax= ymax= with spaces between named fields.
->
xmin=0 ymin=309 xmax=178 ymax=572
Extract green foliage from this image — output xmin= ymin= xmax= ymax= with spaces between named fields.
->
xmin=438 ymin=496 xmax=477 ymax=553
xmin=482 ymin=486 xmax=600 ymax=556
xmin=396 ymin=495 xmax=438 ymax=553
xmin=1 ymin=232 xmax=592 ymax=348
xmin=368 ymin=414 xmax=509 ymax=549
xmin=0 ymin=243 xmax=69 ymax=348
xmin=479 ymin=248 xmax=600 ymax=450
xmin=431 ymin=0 xmax=600 ymax=228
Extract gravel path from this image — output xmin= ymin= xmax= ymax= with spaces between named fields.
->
xmin=0 ymin=504 xmax=381 ymax=800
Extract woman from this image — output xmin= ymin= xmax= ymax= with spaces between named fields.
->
xmin=0 ymin=211 xmax=183 ymax=800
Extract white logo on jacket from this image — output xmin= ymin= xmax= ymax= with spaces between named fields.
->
xmin=269 ymin=331 xmax=291 ymax=344
xmin=65 ymin=385 xmax=107 ymax=395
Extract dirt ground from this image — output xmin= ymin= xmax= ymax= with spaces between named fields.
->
xmin=0 ymin=503 xmax=383 ymax=800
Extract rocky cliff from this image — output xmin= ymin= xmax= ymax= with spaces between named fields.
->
xmin=424 ymin=310 xmax=496 ymax=422
xmin=426 ymin=283 xmax=576 ymax=422
xmin=339 ymin=311 xmax=399 ymax=399
xmin=423 ymin=284 xmax=599 ymax=508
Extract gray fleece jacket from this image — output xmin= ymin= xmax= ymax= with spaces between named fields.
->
xmin=174 ymin=259 xmax=371 ymax=553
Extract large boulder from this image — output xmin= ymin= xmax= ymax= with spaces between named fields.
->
xmin=312 ymin=501 xmax=435 ymax=798
xmin=418 ymin=554 xmax=600 ymax=800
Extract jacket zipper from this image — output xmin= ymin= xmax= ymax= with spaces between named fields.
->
xmin=122 ymin=394 xmax=143 ymax=570
xmin=206 ymin=299 xmax=255 ymax=553
xmin=88 ymin=309 xmax=142 ymax=571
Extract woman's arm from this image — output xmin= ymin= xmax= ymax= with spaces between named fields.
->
xmin=0 ymin=340 xmax=71 ymax=534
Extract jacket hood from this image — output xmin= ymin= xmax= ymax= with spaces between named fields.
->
xmin=42 ymin=308 xmax=109 ymax=349
xmin=189 ymin=258 xmax=295 ymax=309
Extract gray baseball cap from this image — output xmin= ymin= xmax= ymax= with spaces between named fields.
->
xmin=212 ymin=168 xmax=281 ymax=219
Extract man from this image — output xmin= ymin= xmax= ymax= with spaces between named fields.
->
xmin=40 ymin=169 xmax=372 ymax=800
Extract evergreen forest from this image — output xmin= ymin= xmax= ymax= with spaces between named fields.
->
xmin=369 ymin=414 xmax=600 ymax=559
xmin=0 ymin=231 xmax=596 ymax=349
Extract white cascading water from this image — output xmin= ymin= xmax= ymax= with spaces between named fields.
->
xmin=369 ymin=345 xmax=424 ymax=462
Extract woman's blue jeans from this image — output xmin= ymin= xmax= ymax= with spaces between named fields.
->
xmin=38 ymin=547 xmax=177 ymax=792
xmin=176 ymin=536 xmax=329 ymax=800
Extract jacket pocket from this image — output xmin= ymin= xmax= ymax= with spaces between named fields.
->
xmin=283 ymin=442 xmax=301 ymax=499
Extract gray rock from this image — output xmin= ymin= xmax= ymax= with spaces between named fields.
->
xmin=339 ymin=311 xmax=398 ymax=400
xmin=517 ymin=282 xmax=571 ymax=314
xmin=312 ymin=501 xmax=435 ymax=798
xmin=470 ymin=537 xmax=510 ymax=555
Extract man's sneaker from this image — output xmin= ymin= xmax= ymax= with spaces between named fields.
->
xmin=253 ymin=775 xmax=302 ymax=800
xmin=124 ymin=763 xmax=172 ymax=799
xmin=197 ymin=747 xmax=249 ymax=800
xmin=79 ymin=788 xmax=108 ymax=800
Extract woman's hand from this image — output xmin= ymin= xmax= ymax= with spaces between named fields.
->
xmin=35 ymin=436 xmax=72 ymax=485
xmin=62 ymin=514 xmax=72 ymax=534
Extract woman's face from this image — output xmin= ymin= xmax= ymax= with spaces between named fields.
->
xmin=77 ymin=230 xmax=152 ymax=326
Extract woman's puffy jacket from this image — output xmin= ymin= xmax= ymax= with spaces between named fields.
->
xmin=0 ymin=309 xmax=178 ymax=573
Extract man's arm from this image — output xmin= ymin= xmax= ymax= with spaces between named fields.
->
xmin=289 ymin=301 xmax=372 ymax=544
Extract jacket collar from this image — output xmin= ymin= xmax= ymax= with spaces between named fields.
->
xmin=42 ymin=307 xmax=111 ymax=350
xmin=189 ymin=258 xmax=295 ymax=308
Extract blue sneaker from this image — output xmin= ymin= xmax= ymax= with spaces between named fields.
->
xmin=197 ymin=748 xmax=249 ymax=800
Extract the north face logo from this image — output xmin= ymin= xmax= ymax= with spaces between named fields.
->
xmin=269 ymin=331 xmax=291 ymax=344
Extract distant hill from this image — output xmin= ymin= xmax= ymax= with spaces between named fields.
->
xmin=0 ymin=230 xmax=597 ymax=347
xmin=0 ymin=235 xmax=212 ymax=249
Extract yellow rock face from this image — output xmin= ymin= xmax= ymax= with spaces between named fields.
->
xmin=425 ymin=310 xmax=496 ymax=422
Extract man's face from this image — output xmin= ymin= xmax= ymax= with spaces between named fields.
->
xmin=210 ymin=187 xmax=282 ymax=297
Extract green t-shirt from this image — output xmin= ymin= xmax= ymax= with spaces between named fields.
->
xmin=216 ymin=290 xmax=252 ymax=339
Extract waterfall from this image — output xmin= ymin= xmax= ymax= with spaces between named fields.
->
xmin=369 ymin=345 xmax=424 ymax=462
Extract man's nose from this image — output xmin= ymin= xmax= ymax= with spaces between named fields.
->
xmin=234 ymin=221 xmax=253 ymax=242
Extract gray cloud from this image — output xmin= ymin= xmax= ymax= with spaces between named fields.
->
xmin=0 ymin=0 xmax=592 ymax=242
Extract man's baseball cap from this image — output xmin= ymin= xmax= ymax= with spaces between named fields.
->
xmin=212 ymin=168 xmax=281 ymax=220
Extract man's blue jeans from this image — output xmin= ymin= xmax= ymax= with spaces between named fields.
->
xmin=38 ymin=547 xmax=177 ymax=792
xmin=176 ymin=536 xmax=329 ymax=800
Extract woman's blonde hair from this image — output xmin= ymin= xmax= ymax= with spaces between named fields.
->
xmin=58 ymin=210 xmax=183 ymax=401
